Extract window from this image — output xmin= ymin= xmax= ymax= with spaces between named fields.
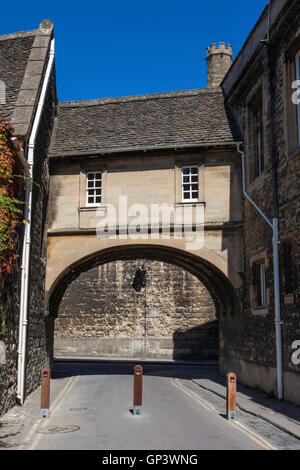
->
xmin=282 ymin=242 xmax=294 ymax=296
xmin=249 ymin=95 xmax=264 ymax=180
xmin=295 ymin=52 xmax=300 ymax=147
xmin=86 ymin=172 xmax=102 ymax=206
xmin=285 ymin=43 xmax=300 ymax=153
xmin=252 ymin=261 xmax=266 ymax=308
xmin=254 ymin=99 xmax=264 ymax=177
xmin=182 ymin=166 xmax=199 ymax=202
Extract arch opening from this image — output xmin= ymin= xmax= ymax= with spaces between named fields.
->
xmin=47 ymin=244 xmax=240 ymax=361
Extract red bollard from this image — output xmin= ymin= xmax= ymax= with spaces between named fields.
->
xmin=226 ymin=372 xmax=237 ymax=420
xmin=40 ymin=367 xmax=50 ymax=418
xmin=133 ymin=365 xmax=143 ymax=415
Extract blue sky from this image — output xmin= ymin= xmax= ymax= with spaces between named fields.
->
xmin=2 ymin=0 xmax=268 ymax=102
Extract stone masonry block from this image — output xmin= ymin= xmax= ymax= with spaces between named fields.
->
xmin=29 ymin=47 xmax=48 ymax=61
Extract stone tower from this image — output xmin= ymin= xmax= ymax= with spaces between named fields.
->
xmin=206 ymin=43 xmax=233 ymax=88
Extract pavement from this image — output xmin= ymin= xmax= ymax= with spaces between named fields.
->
xmin=55 ymin=356 xmax=300 ymax=440
xmin=0 ymin=359 xmax=299 ymax=451
xmin=191 ymin=373 xmax=300 ymax=441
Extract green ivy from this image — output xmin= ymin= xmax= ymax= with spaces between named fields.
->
xmin=0 ymin=310 xmax=7 ymax=336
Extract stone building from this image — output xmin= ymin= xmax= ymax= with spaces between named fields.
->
xmin=0 ymin=0 xmax=299 ymax=415
xmin=222 ymin=0 xmax=300 ymax=404
xmin=47 ymin=86 xmax=243 ymax=362
xmin=0 ymin=21 xmax=56 ymax=414
xmin=48 ymin=27 xmax=240 ymax=364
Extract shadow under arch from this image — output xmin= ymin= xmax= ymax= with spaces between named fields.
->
xmin=48 ymin=244 xmax=240 ymax=320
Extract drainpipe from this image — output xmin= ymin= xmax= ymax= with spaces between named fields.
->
xmin=264 ymin=38 xmax=283 ymax=401
xmin=17 ymin=38 xmax=55 ymax=404
xmin=237 ymin=142 xmax=283 ymax=400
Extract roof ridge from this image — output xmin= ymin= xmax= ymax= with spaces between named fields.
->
xmin=0 ymin=20 xmax=54 ymax=42
xmin=59 ymin=87 xmax=222 ymax=108
xmin=0 ymin=30 xmax=38 ymax=41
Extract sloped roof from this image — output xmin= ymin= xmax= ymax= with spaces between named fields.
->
xmin=0 ymin=33 xmax=35 ymax=123
xmin=49 ymin=88 xmax=242 ymax=156
xmin=0 ymin=21 xmax=54 ymax=136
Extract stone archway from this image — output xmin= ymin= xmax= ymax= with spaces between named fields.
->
xmin=46 ymin=243 xmax=241 ymax=362
xmin=54 ymin=259 xmax=219 ymax=359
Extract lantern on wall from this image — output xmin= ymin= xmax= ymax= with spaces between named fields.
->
xmin=132 ymin=265 xmax=147 ymax=292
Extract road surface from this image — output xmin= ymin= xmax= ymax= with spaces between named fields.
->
xmin=23 ymin=361 xmax=276 ymax=450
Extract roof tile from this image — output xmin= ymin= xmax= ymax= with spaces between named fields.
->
xmin=50 ymin=89 xmax=243 ymax=156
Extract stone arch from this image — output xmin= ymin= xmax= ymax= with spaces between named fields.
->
xmin=48 ymin=244 xmax=241 ymax=320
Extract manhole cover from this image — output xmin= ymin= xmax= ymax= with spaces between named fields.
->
xmin=38 ymin=425 xmax=80 ymax=434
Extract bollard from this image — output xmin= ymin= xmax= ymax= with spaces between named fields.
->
xmin=226 ymin=372 xmax=237 ymax=420
xmin=40 ymin=367 xmax=50 ymax=418
xmin=133 ymin=365 xmax=143 ymax=415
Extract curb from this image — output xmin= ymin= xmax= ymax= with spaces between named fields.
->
xmin=191 ymin=379 xmax=300 ymax=442
xmin=54 ymin=357 xmax=219 ymax=367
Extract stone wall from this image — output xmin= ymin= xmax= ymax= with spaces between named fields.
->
xmin=0 ymin=134 xmax=26 ymax=414
xmin=55 ymin=260 xmax=218 ymax=359
xmin=0 ymin=64 xmax=56 ymax=416
xmin=221 ymin=4 xmax=300 ymax=402
xmin=24 ymin=66 xmax=57 ymax=395
xmin=0 ymin=270 xmax=22 ymax=413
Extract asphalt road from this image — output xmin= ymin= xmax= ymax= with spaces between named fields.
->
xmin=25 ymin=361 xmax=273 ymax=450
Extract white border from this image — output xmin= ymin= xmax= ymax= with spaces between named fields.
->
xmin=181 ymin=165 xmax=199 ymax=203
xmin=86 ymin=171 xmax=102 ymax=207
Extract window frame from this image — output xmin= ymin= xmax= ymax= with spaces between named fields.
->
xmin=285 ymin=40 xmax=300 ymax=155
xmin=251 ymin=95 xmax=264 ymax=180
xmin=295 ymin=51 xmax=300 ymax=147
xmin=257 ymin=262 xmax=266 ymax=308
xmin=250 ymin=253 xmax=269 ymax=314
xmin=181 ymin=165 xmax=199 ymax=203
xmin=85 ymin=171 xmax=102 ymax=207
xmin=282 ymin=241 xmax=294 ymax=297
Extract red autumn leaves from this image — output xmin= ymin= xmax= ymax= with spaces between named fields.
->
xmin=0 ymin=116 xmax=24 ymax=277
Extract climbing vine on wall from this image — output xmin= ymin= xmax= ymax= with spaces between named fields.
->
xmin=0 ymin=115 xmax=26 ymax=277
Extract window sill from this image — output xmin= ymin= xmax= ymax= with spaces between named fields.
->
xmin=175 ymin=201 xmax=206 ymax=207
xmin=79 ymin=205 xmax=107 ymax=212
xmin=284 ymin=294 xmax=294 ymax=305
xmin=251 ymin=306 xmax=268 ymax=316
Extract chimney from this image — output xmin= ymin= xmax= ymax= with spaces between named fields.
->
xmin=206 ymin=43 xmax=233 ymax=88
xmin=39 ymin=19 xmax=53 ymax=30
